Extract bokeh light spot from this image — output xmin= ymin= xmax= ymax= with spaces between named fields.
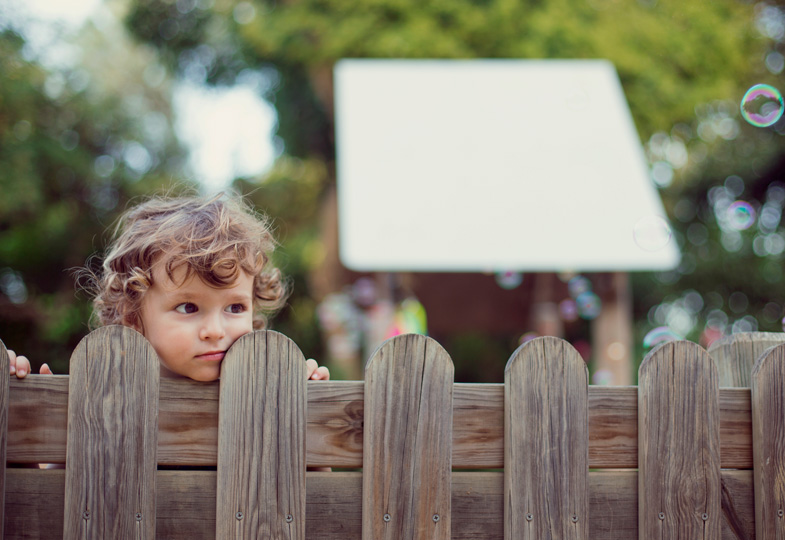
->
xmin=633 ymin=216 xmax=672 ymax=251
xmin=727 ymin=201 xmax=756 ymax=230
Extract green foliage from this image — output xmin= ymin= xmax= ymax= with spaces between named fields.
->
xmin=0 ymin=24 xmax=190 ymax=371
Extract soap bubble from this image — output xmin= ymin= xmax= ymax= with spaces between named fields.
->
xmin=740 ymin=84 xmax=784 ymax=127
xmin=633 ymin=216 xmax=672 ymax=251
xmin=559 ymin=299 xmax=579 ymax=322
xmin=726 ymin=201 xmax=756 ymax=230
xmin=593 ymin=369 xmax=613 ymax=385
xmin=568 ymin=276 xmax=591 ymax=298
xmin=495 ymin=271 xmax=523 ymax=290
xmin=576 ymin=291 xmax=602 ymax=320
xmin=643 ymin=326 xmax=682 ymax=349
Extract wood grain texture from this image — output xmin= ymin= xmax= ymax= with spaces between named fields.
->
xmin=362 ymin=334 xmax=454 ymax=540
xmin=504 ymin=337 xmax=588 ymax=540
xmin=0 ymin=339 xmax=9 ymax=539
xmin=63 ymin=325 xmax=160 ymax=540
xmin=6 ymin=379 xmax=754 ymax=469
xmin=751 ymin=343 xmax=785 ymax=540
xmin=4 ymin=469 xmax=756 ymax=540
xmin=638 ymin=340 xmax=721 ymax=540
xmin=709 ymin=332 xmax=785 ymax=387
xmin=216 ymin=330 xmax=306 ymax=539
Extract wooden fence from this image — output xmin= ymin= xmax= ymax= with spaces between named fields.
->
xmin=0 ymin=325 xmax=783 ymax=539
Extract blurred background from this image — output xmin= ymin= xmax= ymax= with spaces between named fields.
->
xmin=2 ymin=0 xmax=785 ymax=384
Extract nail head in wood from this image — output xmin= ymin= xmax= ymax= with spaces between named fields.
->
xmin=432 ymin=514 xmax=440 ymax=523
xmin=135 ymin=513 xmax=142 ymax=522
xmin=526 ymin=513 xmax=533 ymax=521
xmin=82 ymin=511 xmax=90 ymax=520
xmin=286 ymin=514 xmax=293 ymax=523
xmin=658 ymin=512 xmax=665 ymax=521
xmin=571 ymin=515 xmax=579 ymax=523
xmin=383 ymin=513 xmax=391 ymax=522
xmin=702 ymin=513 xmax=708 ymax=521
xmin=235 ymin=512 xmax=244 ymax=521
xmin=779 ymin=509 xmax=784 ymax=518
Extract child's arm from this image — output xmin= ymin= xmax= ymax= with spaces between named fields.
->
xmin=7 ymin=350 xmax=52 ymax=378
xmin=305 ymin=358 xmax=330 ymax=381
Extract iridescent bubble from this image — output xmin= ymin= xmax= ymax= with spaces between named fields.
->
xmin=740 ymin=84 xmax=784 ymax=127
xmin=568 ymin=276 xmax=591 ymax=298
xmin=727 ymin=201 xmax=756 ymax=230
xmin=576 ymin=291 xmax=602 ymax=320
xmin=643 ymin=326 xmax=681 ymax=349
xmin=559 ymin=299 xmax=579 ymax=322
xmin=633 ymin=216 xmax=672 ymax=252
xmin=495 ymin=271 xmax=523 ymax=290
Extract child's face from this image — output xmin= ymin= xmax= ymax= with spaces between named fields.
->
xmin=136 ymin=261 xmax=255 ymax=381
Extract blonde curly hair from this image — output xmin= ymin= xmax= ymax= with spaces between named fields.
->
xmin=89 ymin=192 xmax=286 ymax=332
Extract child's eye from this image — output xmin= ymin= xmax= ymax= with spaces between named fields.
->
xmin=225 ymin=303 xmax=246 ymax=314
xmin=175 ymin=303 xmax=198 ymax=314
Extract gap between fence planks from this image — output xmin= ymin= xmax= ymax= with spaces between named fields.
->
xmin=5 ymin=378 xmax=753 ymax=469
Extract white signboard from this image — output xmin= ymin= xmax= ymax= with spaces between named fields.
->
xmin=334 ymin=59 xmax=680 ymax=272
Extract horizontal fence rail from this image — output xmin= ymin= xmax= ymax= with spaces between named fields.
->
xmin=0 ymin=326 xmax=783 ymax=539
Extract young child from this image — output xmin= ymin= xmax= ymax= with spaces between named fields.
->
xmin=8 ymin=192 xmax=329 ymax=382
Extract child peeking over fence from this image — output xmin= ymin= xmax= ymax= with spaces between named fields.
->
xmin=7 ymin=192 xmax=330 ymax=383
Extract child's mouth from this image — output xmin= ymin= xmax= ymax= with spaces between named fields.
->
xmin=196 ymin=351 xmax=225 ymax=362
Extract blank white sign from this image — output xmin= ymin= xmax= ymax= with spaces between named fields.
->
xmin=334 ymin=59 xmax=680 ymax=272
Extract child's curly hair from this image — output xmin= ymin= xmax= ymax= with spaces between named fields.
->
xmin=89 ymin=192 xmax=287 ymax=331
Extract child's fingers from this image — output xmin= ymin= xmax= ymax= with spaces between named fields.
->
xmin=311 ymin=366 xmax=330 ymax=381
xmin=305 ymin=358 xmax=318 ymax=379
xmin=7 ymin=350 xmax=31 ymax=378
xmin=39 ymin=363 xmax=53 ymax=375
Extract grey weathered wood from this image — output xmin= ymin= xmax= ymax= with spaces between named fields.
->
xmin=504 ymin=337 xmax=589 ymax=540
xmin=4 ymin=469 xmax=756 ymax=540
xmin=0 ymin=339 xmax=9 ymax=538
xmin=63 ymin=325 xmax=160 ymax=540
xmin=709 ymin=331 xmax=785 ymax=387
xmin=362 ymin=334 xmax=454 ymax=540
xmin=638 ymin=340 xmax=721 ymax=540
xmin=215 ymin=330 xmax=306 ymax=539
xmin=751 ymin=343 xmax=785 ymax=540
xmin=5 ymin=379 xmax=755 ymax=470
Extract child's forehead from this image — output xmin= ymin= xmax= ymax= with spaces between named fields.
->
xmin=149 ymin=258 xmax=253 ymax=292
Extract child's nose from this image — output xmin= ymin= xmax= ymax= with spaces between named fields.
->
xmin=200 ymin=313 xmax=226 ymax=340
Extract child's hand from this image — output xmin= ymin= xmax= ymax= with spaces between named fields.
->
xmin=7 ymin=350 xmax=52 ymax=378
xmin=306 ymin=359 xmax=330 ymax=381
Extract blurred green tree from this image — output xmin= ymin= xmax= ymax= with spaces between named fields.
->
xmin=0 ymin=16 xmax=190 ymax=372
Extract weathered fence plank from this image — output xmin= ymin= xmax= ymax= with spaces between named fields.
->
xmin=4 ymin=469 xmax=756 ymax=540
xmin=215 ymin=330 xmax=306 ymax=539
xmin=709 ymin=331 xmax=785 ymax=387
xmin=752 ymin=343 xmax=785 ymax=540
xmin=63 ymin=325 xmax=160 ymax=540
xmin=638 ymin=340 xmax=721 ymax=540
xmin=6 ymin=380 xmax=754 ymax=470
xmin=504 ymin=337 xmax=588 ymax=540
xmin=0 ymin=340 xmax=9 ymax=538
xmin=362 ymin=334 xmax=454 ymax=540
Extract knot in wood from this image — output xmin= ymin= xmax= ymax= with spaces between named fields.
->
xmin=235 ymin=512 xmax=244 ymax=521
xmin=383 ymin=513 xmax=391 ymax=522
xmin=525 ymin=513 xmax=533 ymax=522
xmin=285 ymin=514 xmax=294 ymax=523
